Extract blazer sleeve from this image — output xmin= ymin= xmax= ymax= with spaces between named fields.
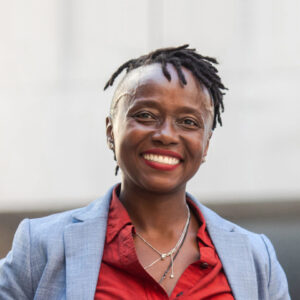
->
xmin=261 ymin=234 xmax=291 ymax=300
xmin=0 ymin=219 xmax=33 ymax=300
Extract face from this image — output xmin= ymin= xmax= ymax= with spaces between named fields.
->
xmin=106 ymin=63 xmax=213 ymax=194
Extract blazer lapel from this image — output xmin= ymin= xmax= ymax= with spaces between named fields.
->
xmin=63 ymin=188 xmax=259 ymax=299
xmin=207 ymin=225 xmax=258 ymax=300
xmin=64 ymin=187 xmax=113 ymax=300
xmin=187 ymin=194 xmax=258 ymax=300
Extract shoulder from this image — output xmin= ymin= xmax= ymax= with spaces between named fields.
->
xmin=195 ymin=198 xmax=275 ymax=259
xmin=187 ymin=193 xmax=290 ymax=299
xmin=188 ymin=193 xmax=268 ymax=241
xmin=0 ymin=185 xmax=114 ymax=299
xmin=28 ymin=185 xmax=114 ymax=241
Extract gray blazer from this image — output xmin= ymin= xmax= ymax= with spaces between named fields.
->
xmin=0 ymin=185 xmax=290 ymax=300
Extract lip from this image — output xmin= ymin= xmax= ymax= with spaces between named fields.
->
xmin=143 ymin=159 xmax=180 ymax=171
xmin=141 ymin=148 xmax=183 ymax=171
xmin=142 ymin=148 xmax=183 ymax=160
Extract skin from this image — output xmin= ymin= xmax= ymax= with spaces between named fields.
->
xmin=106 ymin=63 xmax=214 ymax=296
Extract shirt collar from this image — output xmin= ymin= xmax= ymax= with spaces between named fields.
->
xmin=106 ymin=185 xmax=213 ymax=248
xmin=186 ymin=196 xmax=214 ymax=248
xmin=106 ymin=184 xmax=133 ymax=244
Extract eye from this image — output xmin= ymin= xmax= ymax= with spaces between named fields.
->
xmin=135 ymin=112 xmax=153 ymax=119
xmin=133 ymin=111 xmax=157 ymax=122
xmin=178 ymin=117 xmax=201 ymax=129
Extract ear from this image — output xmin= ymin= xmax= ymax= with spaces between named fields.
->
xmin=106 ymin=116 xmax=114 ymax=150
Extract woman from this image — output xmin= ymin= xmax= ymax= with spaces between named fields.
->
xmin=0 ymin=45 xmax=290 ymax=299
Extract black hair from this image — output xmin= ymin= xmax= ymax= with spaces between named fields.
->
xmin=104 ymin=44 xmax=227 ymax=129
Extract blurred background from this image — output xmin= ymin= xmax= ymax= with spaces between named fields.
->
xmin=0 ymin=0 xmax=299 ymax=297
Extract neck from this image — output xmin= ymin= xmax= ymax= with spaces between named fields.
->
xmin=119 ymin=180 xmax=188 ymax=234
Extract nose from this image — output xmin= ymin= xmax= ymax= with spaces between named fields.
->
xmin=152 ymin=118 xmax=179 ymax=145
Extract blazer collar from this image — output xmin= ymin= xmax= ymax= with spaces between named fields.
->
xmin=64 ymin=185 xmax=114 ymax=300
xmin=187 ymin=193 xmax=258 ymax=300
xmin=64 ymin=187 xmax=258 ymax=300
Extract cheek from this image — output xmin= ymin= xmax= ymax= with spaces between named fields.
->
xmin=113 ymin=122 xmax=152 ymax=161
xmin=184 ymin=138 xmax=208 ymax=174
xmin=192 ymin=144 xmax=205 ymax=166
xmin=186 ymin=133 xmax=206 ymax=157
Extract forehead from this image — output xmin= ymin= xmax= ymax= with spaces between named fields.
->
xmin=112 ymin=63 xmax=213 ymax=113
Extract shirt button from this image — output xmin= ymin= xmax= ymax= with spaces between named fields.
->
xmin=176 ymin=291 xmax=184 ymax=297
xmin=200 ymin=262 xmax=209 ymax=269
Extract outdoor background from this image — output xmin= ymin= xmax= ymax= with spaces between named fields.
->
xmin=1 ymin=0 xmax=299 ymax=298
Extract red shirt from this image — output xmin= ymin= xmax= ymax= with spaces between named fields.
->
xmin=94 ymin=187 xmax=234 ymax=299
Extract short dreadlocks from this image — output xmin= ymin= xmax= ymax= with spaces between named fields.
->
xmin=104 ymin=44 xmax=227 ymax=129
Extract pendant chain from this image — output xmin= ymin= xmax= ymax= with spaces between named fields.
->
xmin=135 ymin=204 xmax=190 ymax=279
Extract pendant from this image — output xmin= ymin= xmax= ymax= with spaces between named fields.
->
xmin=161 ymin=253 xmax=167 ymax=260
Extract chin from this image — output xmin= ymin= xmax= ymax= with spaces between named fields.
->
xmin=138 ymin=177 xmax=186 ymax=195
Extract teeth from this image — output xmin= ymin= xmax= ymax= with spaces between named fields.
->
xmin=143 ymin=154 xmax=180 ymax=165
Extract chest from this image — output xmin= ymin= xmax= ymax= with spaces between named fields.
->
xmin=135 ymin=230 xmax=200 ymax=296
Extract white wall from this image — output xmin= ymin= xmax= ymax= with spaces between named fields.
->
xmin=1 ymin=0 xmax=300 ymax=211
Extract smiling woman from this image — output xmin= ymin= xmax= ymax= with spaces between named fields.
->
xmin=107 ymin=63 xmax=213 ymax=194
xmin=0 ymin=46 xmax=290 ymax=300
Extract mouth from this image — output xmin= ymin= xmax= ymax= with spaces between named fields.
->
xmin=141 ymin=149 xmax=182 ymax=171
xmin=143 ymin=153 xmax=180 ymax=165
